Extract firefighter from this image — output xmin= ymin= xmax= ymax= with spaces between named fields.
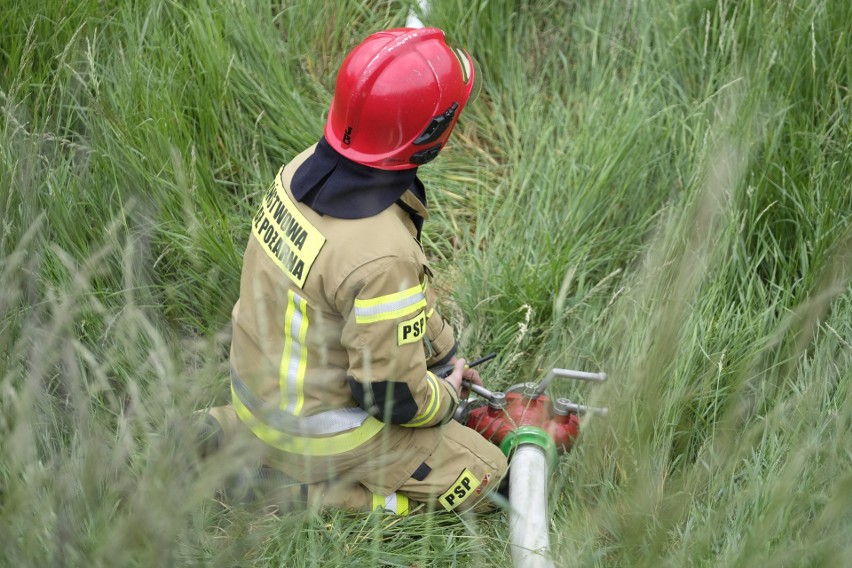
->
xmin=205 ymin=27 xmax=508 ymax=515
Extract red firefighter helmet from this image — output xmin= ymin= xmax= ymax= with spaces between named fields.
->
xmin=324 ymin=27 xmax=476 ymax=170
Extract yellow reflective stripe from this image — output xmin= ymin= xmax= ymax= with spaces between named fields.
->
xmin=354 ymin=284 xmax=426 ymax=324
xmin=396 ymin=493 xmax=409 ymax=515
xmin=232 ymin=384 xmax=383 ymax=456
xmin=279 ymin=290 xmax=309 ymax=416
xmin=371 ymin=494 xmax=384 ymax=512
xmin=403 ymin=372 xmax=441 ymax=427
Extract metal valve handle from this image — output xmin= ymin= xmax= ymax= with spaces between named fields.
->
xmin=461 ymin=380 xmax=498 ymax=401
xmin=554 ymin=398 xmax=609 ymax=416
xmin=439 ymin=355 xmax=610 ymax=417
xmin=533 ymin=367 xmax=607 ymax=397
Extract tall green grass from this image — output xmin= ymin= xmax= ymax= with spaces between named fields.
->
xmin=2 ymin=0 xmax=849 ymax=566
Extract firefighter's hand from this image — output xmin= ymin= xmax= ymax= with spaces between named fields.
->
xmin=446 ymin=356 xmax=482 ymax=400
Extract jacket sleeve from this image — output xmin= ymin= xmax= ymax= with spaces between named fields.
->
xmin=337 ymin=257 xmax=458 ymax=428
xmin=422 ymin=278 xmax=458 ymax=367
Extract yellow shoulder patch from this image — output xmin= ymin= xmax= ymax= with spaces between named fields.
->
xmin=438 ymin=468 xmax=481 ymax=511
xmin=252 ymin=168 xmax=325 ymax=287
xmin=397 ymin=310 xmax=426 ymax=345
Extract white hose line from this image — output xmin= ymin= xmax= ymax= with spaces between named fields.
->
xmin=509 ymin=445 xmax=556 ymax=568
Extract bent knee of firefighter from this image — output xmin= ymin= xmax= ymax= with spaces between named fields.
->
xmin=440 ymin=461 xmax=507 ymax=513
xmin=433 ymin=436 xmax=508 ymax=513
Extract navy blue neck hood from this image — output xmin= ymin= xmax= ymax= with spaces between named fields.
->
xmin=291 ymin=137 xmax=427 ymax=222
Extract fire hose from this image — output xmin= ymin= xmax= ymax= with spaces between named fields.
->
xmin=435 ymin=357 xmax=608 ymax=567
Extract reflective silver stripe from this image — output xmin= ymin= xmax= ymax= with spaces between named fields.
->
xmin=354 ymin=294 xmax=423 ymax=319
xmin=231 ymin=368 xmax=370 ymax=436
xmin=385 ymin=493 xmax=398 ymax=512
xmin=283 ymin=291 xmax=307 ymax=414
xmin=353 ymin=285 xmax=426 ymax=324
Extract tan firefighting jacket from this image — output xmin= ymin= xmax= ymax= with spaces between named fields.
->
xmin=229 ymin=146 xmax=459 ymax=457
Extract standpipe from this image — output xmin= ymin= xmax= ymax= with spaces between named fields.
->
xmin=457 ymin=364 xmax=608 ymax=568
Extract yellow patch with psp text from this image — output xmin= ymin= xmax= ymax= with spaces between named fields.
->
xmin=397 ymin=310 xmax=426 ymax=346
xmin=438 ymin=468 xmax=481 ymax=511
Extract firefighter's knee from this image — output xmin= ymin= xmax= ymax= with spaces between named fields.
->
xmin=427 ymin=423 xmax=509 ymax=513
xmin=458 ymin=446 xmax=508 ymax=513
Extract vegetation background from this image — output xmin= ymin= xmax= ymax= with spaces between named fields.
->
xmin=1 ymin=0 xmax=849 ymax=566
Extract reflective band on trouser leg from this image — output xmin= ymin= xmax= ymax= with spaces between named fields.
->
xmin=231 ymin=384 xmax=384 ymax=456
xmin=372 ymin=492 xmax=409 ymax=515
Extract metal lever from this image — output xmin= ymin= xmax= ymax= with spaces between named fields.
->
xmin=556 ymin=399 xmax=609 ymax=416
xmin=461 ymin=379 xmax=498 ymax=401
xmin=534 ymin=368 xmax=607 ymax=397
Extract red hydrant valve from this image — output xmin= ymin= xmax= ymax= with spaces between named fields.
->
xmin=463 ymin=368 xmax=606 ymax=457
xmin=465 ymin=391 xmax=581 ymax=455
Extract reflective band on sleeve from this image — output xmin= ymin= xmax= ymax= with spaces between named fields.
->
xmin=402 ymin=372 xmax=441 ymax=428
xmin=354 ymin=284 xmax=426 ymax=324
xmin=280 ymin=290 xmax=309 ymax=416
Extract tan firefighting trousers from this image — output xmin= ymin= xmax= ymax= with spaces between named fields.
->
xmin=208 ymin=403 xmax=507 ymax=514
